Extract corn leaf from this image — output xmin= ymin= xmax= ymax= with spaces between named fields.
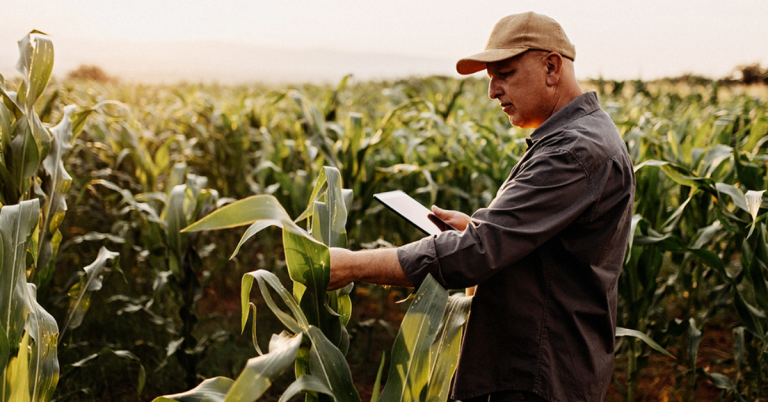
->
xmin=379 ymin=274 xmax=449 ymax=402
xmin=10 ymin=119 xmax=40 ymax=195
xmin=36 ymin=105 xmax=75 ymax=285
xmin=716 ymin=183 xmax=749 ymax=214
xmin=230 ymin=219 xmax=284 ymax=260
xmin=283 ymin=231 xmax=330 ymax=330
xmin=425 ymin=296 xmax=471 ymax=402
xmin=370 ymin=353 xmax=386 ymax=402
xmin=166 ymin=185 xmax=190 ymax=279
xmin=8 ymin=331 xmax=31 ymax=402
xmin=295 ymin=166 xmax=328 ymax=223
xmin=745 ymin=190 xmax=766 ymax=238
xmin=319 ymin=167 xmax=346 ymax=248
xmin=0 ymin=98 xmax=13 ymax=162
xmin=241 ymin=270 xmax=308 ymax=336
xmin=223 ymin=332 xmax=302 ymax=402
xmin=616 ymin=327 xmax=674 ymax=358
xmin=745 ymin=224 xmax=768 ymax=314
xmin=0 ymin=322 xmax=8 ymax=396
xmin=0 ymin=200 xmax=39 ymax=351
xmin=153 ymin=377 xmax=234 ymax=402
xmin=60 ymin=247 xmax=119 ymax=340
xmin=25 ymin=284 xmax=59 ymax=402
xmin=182 ymin=194 xmax=309 ymax=238
xmin=278 ymin=374 xmax=334 ymax=402
xmin=306 ymin=326 xmax=361 ymax=402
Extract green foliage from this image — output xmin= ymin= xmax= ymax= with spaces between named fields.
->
xmin=2 ymin=29 xmax=768 ymax=401
xmin=158 ymin=167 xmax=469 ymax=402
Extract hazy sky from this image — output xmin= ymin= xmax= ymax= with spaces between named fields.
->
xmin=2 ymin=0 xmax=767 ymax=84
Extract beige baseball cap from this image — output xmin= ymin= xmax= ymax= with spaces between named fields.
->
xmin=456 ymin=12 xmax=576 ymax=75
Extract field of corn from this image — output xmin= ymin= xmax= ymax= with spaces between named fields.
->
xmin=2 ymin=33 xmax=768 ymax=402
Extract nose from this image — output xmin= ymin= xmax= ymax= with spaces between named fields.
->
xmin=488 ymin=77 xmax=502 ymax=100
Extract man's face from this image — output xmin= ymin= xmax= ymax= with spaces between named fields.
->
xmin=486 ymin=52 xmax=551 ymax=129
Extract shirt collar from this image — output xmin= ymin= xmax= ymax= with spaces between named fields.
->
xmin=529 ymin=91 xmax=601 ymax=144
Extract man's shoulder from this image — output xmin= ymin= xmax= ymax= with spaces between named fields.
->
xmin=534 ymin=107 xmax=629 ymax=174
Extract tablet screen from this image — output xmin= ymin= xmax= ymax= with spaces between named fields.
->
xmin=373 ymin=190 xmax=456 ymax=236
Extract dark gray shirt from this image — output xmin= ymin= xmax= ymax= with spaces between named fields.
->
xmin=398 ymin=91 xmax=635 ymax=402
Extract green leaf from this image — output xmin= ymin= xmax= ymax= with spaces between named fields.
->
xmin=0 ymin=200 xmax=40 ymax=354
xmin=306 ymin=326 xmax=361 ymax=402
xmin=336 ymin=291 xmax=352 ymax=327
xmin=72 ymin=347 xmax=145 ymax=398
xmin=166 ymin=185 xmax=190 ymax=279
xmin=182 ymin=194 xmax=310 ymax=238
xmin=8 ymin=330 xmax=31 ymax=402
xmin=26 ymin=283 xmax=59 ymax=402
xmin=318 ymin=167 xmax=347 ymax=248
xmin=247 ymin=303 xmax=263 ymax=356
xmin=278 ymin=374 xmax=334 ymax=402
xmin=295 ymin=165 xmax=327 ymax=223
xmin=745 ymin=190 xmax=765 ymax=238
xmin=426 ymin=296 xmax=471 ymax=402
xmin=230 ymin=220 xmax=284 ymax=260
xmin=732 ymin=291 xmax=765 ymax=341
xmin=15 ymin=32 xmax=53 ymax=159
xmin=688 ymin=248 xmax=732 ymax=284
xmin=241 ymin=270 xmax=308 ymax=336
xmin=60 ymin=247 xmax=120 ymax=340
xmin=715 ymin=183 xmax=749 ymax=213
xmin=36 ymin=106 xmax=75 ymax=282
xmin=370 ymin=353 xmax=386 ymax=402
xmin=635 ymin=160 xmax=715 ymax=193
xmin=223 ymin=332 xmax=303 ymax=402
xmin=686 ymin=318 xmax=702 ymax=367
xmin=283 ymin=231 xmax=330 ymax=326
xmin=624 ymin=214 xmax=643 ymax=264
xmin=153 ymin=377 xmax=234 ymax=402
xmin=0 ymin=162 xmax=19 ymax=206
xmin=661 ymin=189 xmax=697 ymax=232
xmin=745 ymin=225 xmax=768 ymax=314
xmin=17 ymin=32 xmax=53 ymax=110
xmin=380 ymin=274 xmax=449 ymax=402
xmin=0 ymin=98 xmax=14 ymax=162
xmin=0 ymin=78 xmax=23 ymax=118
xmin=0 ymin=323 xmax=9 ymax=395
xmin=11 ymin=119 xmax=40 ymax=194
xmin=615 ymin=327 xmax=674 ymax=358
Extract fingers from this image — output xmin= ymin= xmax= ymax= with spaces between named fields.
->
xmin=431 ymin=205 xmax=447 ymax=218
xmin=431 ymin=205 xmax=472 ymax=231
xmin=428 ymin=213 xmax=451 ymax=232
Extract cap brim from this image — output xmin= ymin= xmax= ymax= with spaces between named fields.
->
xmin=456 ymin=47 xmax=529 ymax=75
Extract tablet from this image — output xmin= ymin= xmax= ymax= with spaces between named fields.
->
xmin=373 ymin=190 xmax=457 ymax=236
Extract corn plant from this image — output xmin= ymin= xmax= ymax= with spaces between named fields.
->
xmin=89 ymin=162 xmax=221 ymax=389
xmin=611 ymin=82 xmax=768 ymax=400
xmin=0 ymin=31 xmax=124 ymax=402
xmin=152 ymin=166 xmax=471 ymax=401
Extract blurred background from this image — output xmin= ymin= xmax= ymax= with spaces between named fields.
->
xmin=2 ymin=0 xmax=768 ymax=83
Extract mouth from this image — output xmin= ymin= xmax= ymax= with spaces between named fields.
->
xmin=500 ymin=103 xmax=514 ymax=113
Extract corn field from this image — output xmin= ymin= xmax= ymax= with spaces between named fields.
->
xmin=1 ymin=32 xmax=767 ymax=401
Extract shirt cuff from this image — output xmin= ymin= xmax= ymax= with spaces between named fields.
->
xmin=397 ymin=236 xmax=447 ymax=289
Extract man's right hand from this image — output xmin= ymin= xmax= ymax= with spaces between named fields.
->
xmin=429 ymin=205 xmax=471 ymax=231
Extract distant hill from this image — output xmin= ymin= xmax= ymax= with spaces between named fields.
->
xmin=0 ymin=39 xmax=463 ymax=84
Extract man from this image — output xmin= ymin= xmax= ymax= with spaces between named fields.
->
xmin=329 ymin=12 xmax=635 ymax=402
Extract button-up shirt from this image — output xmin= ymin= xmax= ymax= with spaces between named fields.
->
xmin=398 ymin=91 xmax=635 ymax=402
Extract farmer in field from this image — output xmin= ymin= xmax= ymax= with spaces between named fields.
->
xmin=329 ymin=12 xmax=635 ymax=402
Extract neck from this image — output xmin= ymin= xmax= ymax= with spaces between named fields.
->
xmin=547 ymin=80 xmax=582 ymax=121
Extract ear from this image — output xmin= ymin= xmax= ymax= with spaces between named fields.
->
xmin=544 ymin=52 xmax=563 ymax=86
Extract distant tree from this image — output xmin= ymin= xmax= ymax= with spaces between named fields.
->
xmin=66 ymin=64 xmax=114 ymax=82
xmin=735 ymin=63 xmax=768 ymax=85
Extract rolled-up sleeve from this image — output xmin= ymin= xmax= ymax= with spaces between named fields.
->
xmin=398 ymin=147 xmax=597 ymax=289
